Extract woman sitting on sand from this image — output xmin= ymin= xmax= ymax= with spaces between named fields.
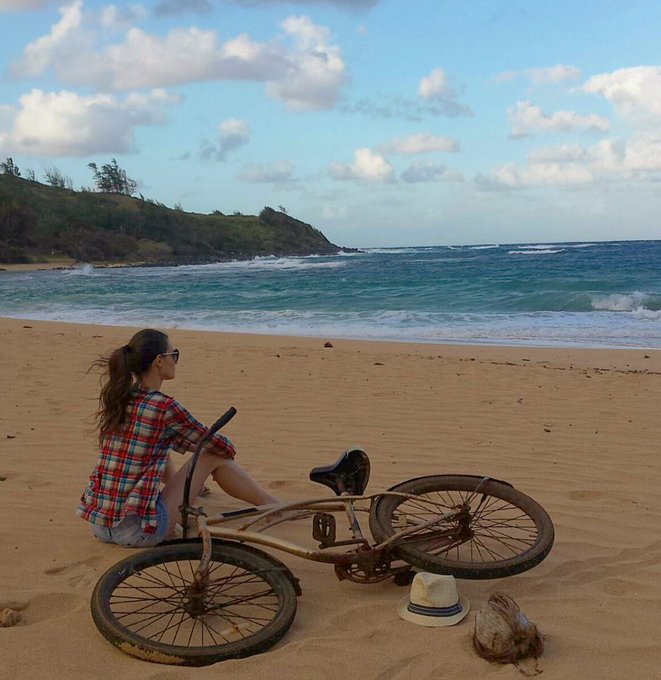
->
xmin=76 ymin=328 xmax=278 ymax=547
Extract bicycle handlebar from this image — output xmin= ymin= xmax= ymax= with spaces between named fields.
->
xmin=182 ymin=406 xmax=237 ymax=516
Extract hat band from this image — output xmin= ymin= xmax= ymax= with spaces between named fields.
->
xmin=407 ymin=601 xmax=463 ymax=618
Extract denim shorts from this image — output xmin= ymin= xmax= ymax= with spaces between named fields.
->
xmin=92 ymin=495 xmax=169 ymax=548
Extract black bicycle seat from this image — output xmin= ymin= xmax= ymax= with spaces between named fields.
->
xmin=309 ymin=449 xmax=370 ymax=496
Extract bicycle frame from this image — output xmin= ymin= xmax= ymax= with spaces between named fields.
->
xmin=185 ymin=491 xmax=469 ymax=583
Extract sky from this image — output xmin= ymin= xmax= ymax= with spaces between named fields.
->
xmin=1 ymin=0 xmax=661 ymax=248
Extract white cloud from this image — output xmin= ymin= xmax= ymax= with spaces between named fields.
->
xmin=525 ymin=64 xmax=582 ymax=84
xmin=509 ymin=100 xmax=611 ymax=138
xmin=330 ymin=148 xmax=395 ymax=183
xmin=418 ymin=68 xmax=471 ymax=116
xmin=237 ymin=161 xmax=293 ymax=183
xmin=12 ymin=0 xmax=85 ymax=78
xmin=618 ymin=133 xmax=661 ymax=171
xmin=378 ymin=133 xmax=459 ymax=155
xmin=0 ymin=88 xmax=179 ymax=156
xmin=12 ymin=11 xmax=347 ymax=111
xmin=401 ymin=161 xmax=463 ymax=183
xmin=419 ymin=68 xmax=450 ymax=100
xmin=491 ymin=162 xmax=594 ymax=187
xmin=488 ymin=131 xmax=661 ymax=189
xmin=201 ymin=118 xmax=251 ymax=161
xmin=495 ymin=65 xmax=581 ymax=85
xmin=528 ymin=143 xmax=587 ymax=164
xmin=265 ymin=16 xmax=347 ymax=111
xmin=582 ymin=66 xmax=661 ymax=126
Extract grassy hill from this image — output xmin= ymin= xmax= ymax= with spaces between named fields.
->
xmin=0 ymin=174 xmax=341 ymax=264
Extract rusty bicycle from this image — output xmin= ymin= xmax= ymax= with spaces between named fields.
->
xmin=90 ymin=408 xmax=554 ymax=666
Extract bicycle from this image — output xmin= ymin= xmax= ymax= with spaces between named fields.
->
xmin=90 ymin=408 xmax=554 ymax=666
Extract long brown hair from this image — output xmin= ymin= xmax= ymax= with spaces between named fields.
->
xmin=92 ymin=329 xmax=169 ymax=441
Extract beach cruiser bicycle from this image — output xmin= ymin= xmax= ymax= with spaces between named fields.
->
xmin=91 ymin=408 xmax=555 ymax=666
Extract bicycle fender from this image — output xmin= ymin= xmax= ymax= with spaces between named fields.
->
xmin=385 ymin=474 xmax=514 ymax=491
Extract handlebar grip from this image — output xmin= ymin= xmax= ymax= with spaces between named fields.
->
xmin=206 ymin=407 xmax=237 ymax=441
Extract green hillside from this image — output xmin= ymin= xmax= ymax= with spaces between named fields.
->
xmin=0 ymin=173 xmax=341 ymax=264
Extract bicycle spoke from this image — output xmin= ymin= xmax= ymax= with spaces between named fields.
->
xmin=389 ymin=486 xmax=544 ymax=564
xmin=106 ymin=557 xmax=283 ymax=648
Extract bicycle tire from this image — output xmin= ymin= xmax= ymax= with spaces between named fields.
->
xmin=369 ymin=475 xmax=554 ymax=579
xmin=91 ymin=540 xmax=298 ymax=666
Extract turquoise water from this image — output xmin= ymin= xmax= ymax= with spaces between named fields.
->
xmin=1 ymin=240 xmax=660 ymax=348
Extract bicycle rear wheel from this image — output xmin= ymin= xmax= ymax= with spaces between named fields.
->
xmin=369 ymin=475 xmax=554 ymax=579
xmin=91 ymin=540 xmax=298 ymax=666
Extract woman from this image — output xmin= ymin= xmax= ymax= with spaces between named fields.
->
xmin=76 ymin=328 xmax=278 ymax=547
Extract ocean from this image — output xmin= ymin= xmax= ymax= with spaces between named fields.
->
xmin=1 ymin=240 xmax=660 ymax=349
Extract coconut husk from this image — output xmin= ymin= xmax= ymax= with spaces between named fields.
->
xmin=473 ymin=593 xmax=544 ymax=676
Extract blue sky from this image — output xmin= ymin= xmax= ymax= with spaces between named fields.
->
xmin=1 ymin=0 xmax=660 ymax=247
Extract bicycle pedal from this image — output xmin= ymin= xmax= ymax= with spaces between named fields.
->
xmin=393 ymin=571 xmax=416 ymax=587
xmin=312 ymin=512 xmax=336 ymax=548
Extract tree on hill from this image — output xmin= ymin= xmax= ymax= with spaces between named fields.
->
xmin=0 ymin=157 xmax=20 ymax=177
xmin=44 ymin=166 xmax=73 ymax=190
xmin=87 ymin=158 xmax=137 ymax=195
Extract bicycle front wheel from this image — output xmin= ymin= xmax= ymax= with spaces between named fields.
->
xmin=91 ymin=540 xmax=298 ymax=666
xmin=369 ymin=475 xmax=554 ymax=579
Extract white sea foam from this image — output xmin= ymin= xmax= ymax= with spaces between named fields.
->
xmin=7 ymin=305 xmax=659 ymax=349
xmin=591 ymin=292 xmax=649 ymax=312
xmin=62 ymin=263 xmax=96 ymax=276
xmin=363 ymin=247 xmax=427 ymax=254
xmin=508 ymin=249 xmax=564 ymax=255
xmin=468 ymin=244 xmax=500 ymax=250
xmin=177 ymin=256 xmax=347 ymax=274
xmin=517 ymin=244 xmax=558 ymax=250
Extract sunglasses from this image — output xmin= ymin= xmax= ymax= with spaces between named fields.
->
xmin=160 ymin=349 xmax=180 ymax=364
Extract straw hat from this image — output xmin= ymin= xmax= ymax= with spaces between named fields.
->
xmin=398 ymin=573 xmax=470 ymax=627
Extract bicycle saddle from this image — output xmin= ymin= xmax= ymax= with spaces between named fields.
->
xmin=309 ymin=449 xmax=370 ymax=496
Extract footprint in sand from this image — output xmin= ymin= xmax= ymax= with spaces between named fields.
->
xmin=44 ymin=556 xmax=101 ymax=587
xmin=567 ymin=489 xmax=606 ymax=501
xmin=0 ymin=593 xmax=84 ymax=626
xmin=270 ymin=479 xmax=295 ymax=490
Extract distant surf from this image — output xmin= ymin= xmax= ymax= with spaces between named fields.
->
xmin=1 ymin=240 xmax=660 ymax=349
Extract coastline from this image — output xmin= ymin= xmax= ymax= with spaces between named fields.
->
xmin=2 ymin=316 xmax=661 ymax=679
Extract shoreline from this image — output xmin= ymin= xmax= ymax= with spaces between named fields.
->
xmin=1 ymin=315 xmax=659 ymax=368
xmin=2 ymin=313 xmax=661 ymax=356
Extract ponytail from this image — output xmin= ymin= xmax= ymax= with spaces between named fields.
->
xmin=91 ymin=329 xmax=169 ymax=442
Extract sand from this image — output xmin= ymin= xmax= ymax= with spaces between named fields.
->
xmin=1 ymin=316 xmax=660 ymax=679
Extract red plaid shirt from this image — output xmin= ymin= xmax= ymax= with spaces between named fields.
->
xmin=76 ymin=387 xmax=235 ymax=531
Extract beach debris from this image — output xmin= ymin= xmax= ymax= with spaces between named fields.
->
xmin=374 ymin=362 xmax=384 ymax=366
xmin=0 ymin=475 xmax=6 ymax=481
xmin=22 ymin=325 xmax=32 ymax=329
xmin=0 ymin=608 xmax=21 ymax=627
xmin=6 ymin=435 xmax=16 ymax=439
xmin=473 ymin=593 xmax=544 ymax=676
xmin=324 ymin=341 xmax=334 ymax=348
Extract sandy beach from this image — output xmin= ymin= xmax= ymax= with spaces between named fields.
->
xmin=1 ymin=316 xmax=660 ymax=679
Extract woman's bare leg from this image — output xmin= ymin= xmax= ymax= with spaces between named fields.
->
xmin=161 ymin=453 xmax=279 ymax=533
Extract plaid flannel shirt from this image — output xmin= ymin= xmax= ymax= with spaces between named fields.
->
xmin=76 ymin=387 xmax=235 ymax=532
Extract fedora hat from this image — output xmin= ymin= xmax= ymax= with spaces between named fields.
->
xmin=398 ymin=573 xmax=470 ymax=627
